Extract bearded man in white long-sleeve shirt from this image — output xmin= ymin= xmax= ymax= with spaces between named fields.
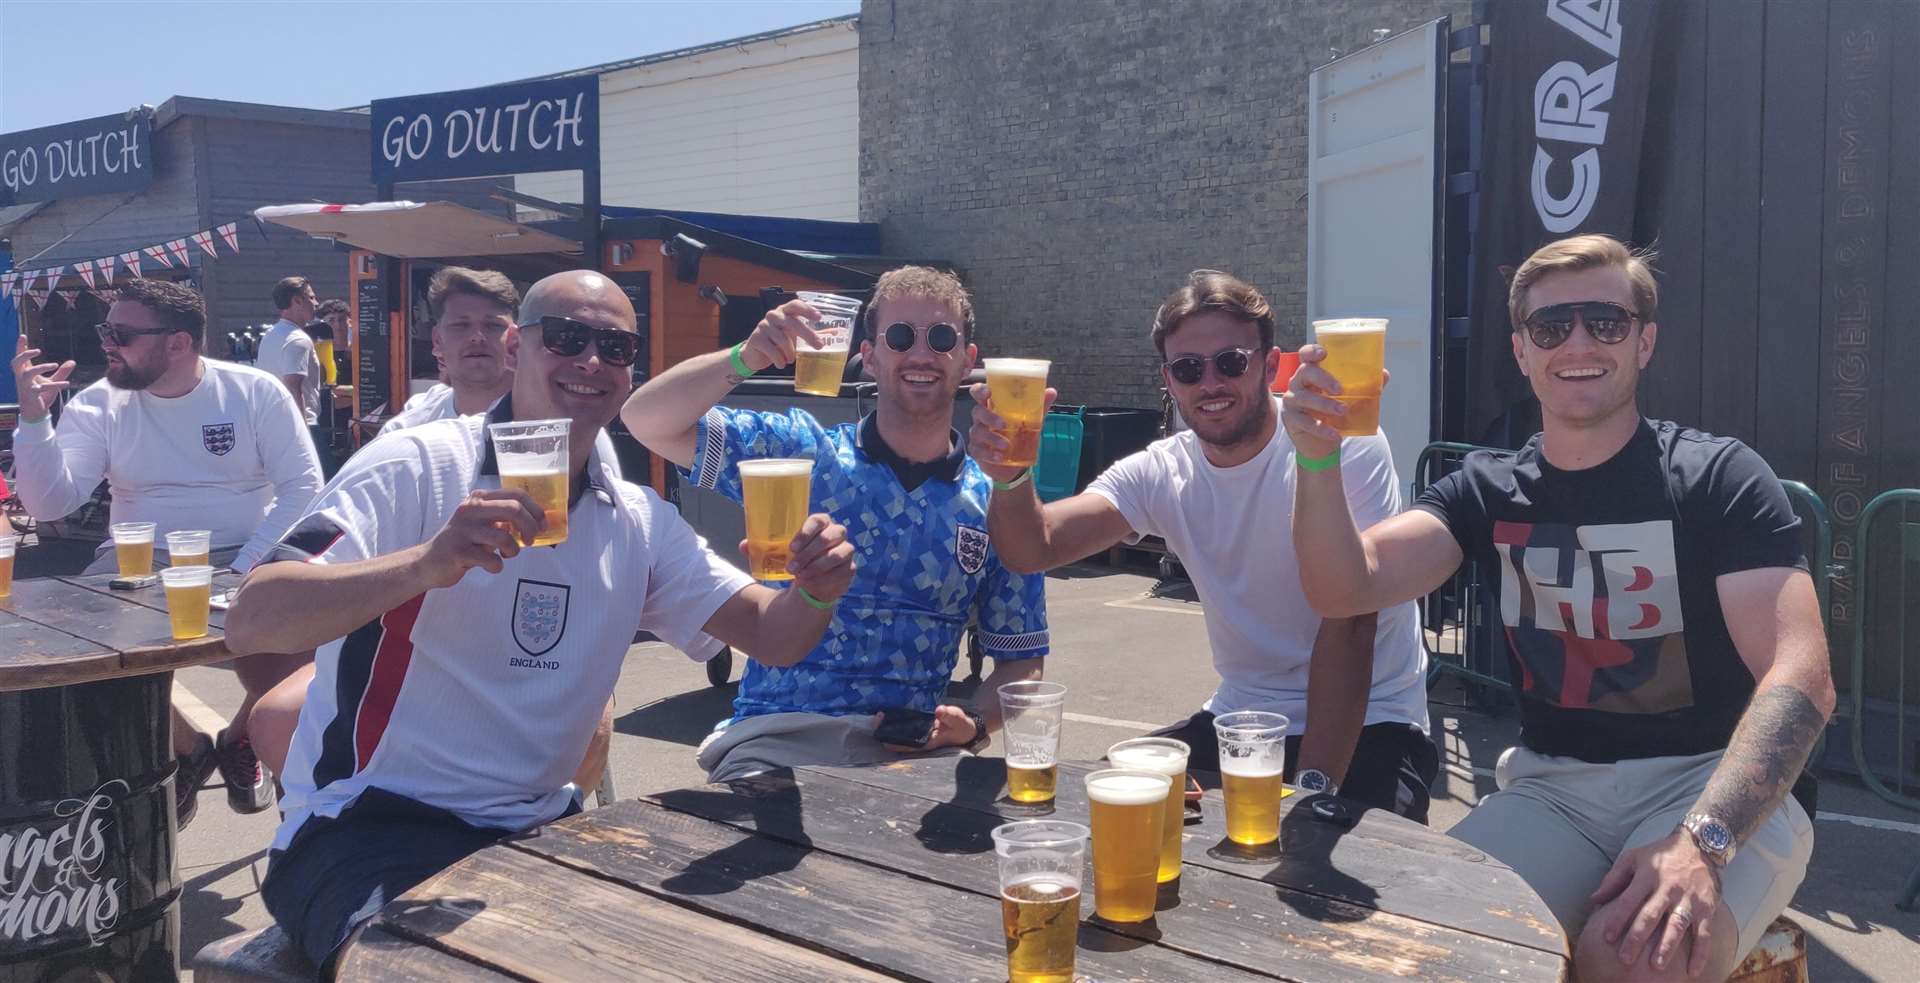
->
xmin=10 ymin=277 xmax=324 ymax=829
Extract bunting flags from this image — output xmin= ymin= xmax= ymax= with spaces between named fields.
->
xmin=218 ymin=222 xmax=240 ymax=252
xmin=8 ymin=223 xmax=247 ymax=317
xmin=57 ymin=288 xmax=81 ymax=309
xmin=75 ymin=260 xmax=97 ymax=289
xmin=27 ymin=289 xmax=49 ymax=310
xmin=40 ymin=265 xmax=64 ymax=289
xmin=190 ymin=230 xmax=218 ymax=258
xmin=1 ymin=272 xmax=15 ymax=300
xmin=98 ymin=254 xmax=117 ymax=283
xmin=144 ymin=244 xmax=173 ymax=269
xmin=165 ymin=239 xmax=190 ymax=267
xmin=121 ymin=251 xmax=143 ymax=278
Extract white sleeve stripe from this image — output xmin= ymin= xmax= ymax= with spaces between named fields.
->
xmin=695 ymin=408 xmax=728 ymax=490
xmin=980 ymin=629 xmax=1049 ymax=651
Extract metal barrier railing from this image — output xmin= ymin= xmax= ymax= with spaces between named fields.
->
xmin=1850 ymin=488 xmax=1920 ymax=813
xmin=1411 ymin=442 xmax=1510 ymax=696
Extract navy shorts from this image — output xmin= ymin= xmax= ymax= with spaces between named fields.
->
xmin=1149 ymin=711 xmax=1440 ymax=824
xmin=261 ymin=787 xmax=579 ymax=970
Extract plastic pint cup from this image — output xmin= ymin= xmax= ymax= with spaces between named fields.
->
xmin=793 ymin=291 xmax=862 ymax=397
xmin=984 ymin=358 xmax=1051 ymax=468
xmin=0 ymin=535 xmax=15 ymax=598
xmin=1084 ymin=768 xmax=1171 ymax=922
xmin=1107 ymin=737 xmax=1190 ymax=882
xmin=488 ymin=418 xmax=572 ymax=547
xmin=1000 ymin=681 xmax=1068 ymax=804
xmin=110 ymin=521 xmax=157 ymax=577
xmin=160 ymin=565 xmax=214 ymax=640
xmin=166 ymin=529 xmax=212 ymax=569
xmin=1313 ymin=318 xmax=1387 ymax=436
xmin=993 ymin=820 xmax=1087 ymax=983
xmin=738 ymin=458 xmax=814 ymax=581
xmin=1214 ymin=711 xmax=1289 ymax=847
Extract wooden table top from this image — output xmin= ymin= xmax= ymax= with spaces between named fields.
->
xmin=341 ymin=755 xmax=1569 ymax=982
xmin=0 ymin=571 xmax=244 ymax=692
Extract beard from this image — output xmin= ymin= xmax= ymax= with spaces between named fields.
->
xmin=1184 ymin=389 xmax=1273 ymax=451
xmin=105 ymin=355 xmax=162 ymax=391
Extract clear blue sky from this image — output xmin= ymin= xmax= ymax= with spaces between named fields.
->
xmin=0 ymin=0 xmax=861 ymax=133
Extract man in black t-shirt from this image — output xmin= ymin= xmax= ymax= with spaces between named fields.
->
xmin=1282 ymin=234 xmax=1833 ymax=983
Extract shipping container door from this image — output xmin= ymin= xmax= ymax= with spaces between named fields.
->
xmin=1307 ymin=19 xmax=1448 ymax=486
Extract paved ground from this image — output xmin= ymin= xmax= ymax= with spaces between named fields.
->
xmin=17 ymin=535 xmax=1917 ymax=979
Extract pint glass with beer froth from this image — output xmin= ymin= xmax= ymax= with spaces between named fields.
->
xmin=984 ymin=358 xmax=1051 ymax=468
xmin=1214 ymin=711 xmax=1289 ymax=847
xmin=1085 ymin=768 xmax=1171 ymax=922
xmin=992 ymin=820 xmax=1087 ymax=983
xmin=110 ymin=521 xmax=156 ymax=577
xmin=166 ymin=529 xmax=211 ymax=569
xmin=487 ymin=418 xmax=572 ymax=547
xmin=793 ymin=292 xmax=862 ymax=397
xmin=737 ymin=458 xmax=814 ymax=581
xmin=999 ymin=680 xmax=1067 ymax=804
xmin=1313 ymin=318 xmax=1388 ymax=436
xmin=1106 ymin=738 xmax=1190 ymax=883
xmin=160 ymin=565 xmax=214 ymax=641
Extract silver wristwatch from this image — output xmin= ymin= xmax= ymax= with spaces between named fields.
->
xmin=1295 ymin=768 xmax=1338 ymax=795
xmin=1680 ymin=813 xmax=1736 ymax=867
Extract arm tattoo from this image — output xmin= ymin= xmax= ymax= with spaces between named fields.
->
xmin=1695 ymin=684 xmax=1826 ymax=842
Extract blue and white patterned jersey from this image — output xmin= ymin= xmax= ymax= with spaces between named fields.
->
xmin=687 ymin=407 xmax=1049 ymax=720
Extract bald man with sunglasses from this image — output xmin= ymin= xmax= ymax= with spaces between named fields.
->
xmin=970 ymin=269 xmax=1437 ymax=821
xmin=623 ymin=265 xmax=1049 ymax=782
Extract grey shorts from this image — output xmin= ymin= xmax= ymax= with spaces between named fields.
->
xmin=1447 ymin=746 xmax=1813 ymax=960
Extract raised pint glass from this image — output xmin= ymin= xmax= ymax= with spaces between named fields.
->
xmin=487 ymin=418 xmax=571 ymax=547
xmin=1214 ymin=711 xmax=1289 ymax=847
xmin=160 ymin=565 xmax=214 ymax=641
xmin=1106 ymin=737 xmax=1189 ymax=883
xmin=1313 ymin=318 xmax=1388 ymax=436
xmin=1084 ymin=768 xmax=1170 ymax=922
xmin=999 ymin=680 xmax=1067 ymax=804
xmin=793 ymin=291 xmax=862 ymax=397
xmin=983 ymin=358 xmax=1051 ymax=468
xmin=0 ymin=535 xmax=15 ymax=598
xmin=737 ymin=458 xmax=814 ymax=581
xmin=166 ymin=529 xmax=212 ymax=569
xmin=992 ymin=820 xmax=1087 ymax=983
xmin=110 ymin=521 xmax=157 ymax=577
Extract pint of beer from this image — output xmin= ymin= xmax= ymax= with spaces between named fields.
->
xmin=1213 ymin=711 xmax=1289 ymax=847
xmin=738 ymin=458 xmax=814 ymax=581
xmin=0 ymin=535 xmax=16 ymax=599
xmin=110 ymin=521 xmax=157 ymax=577
xmin=487 ymin=418 xmax=572 ymax=547
xmin=160 ymin=565 xmax=214 ymax=641
xmin=1106 ymin=738 xmax=1190 ymax=883
xmin=1084 ymin=768 xmax=1171 ymax=923
xmin=793 ymin=292 xmax=863 ymax=397
xmin=983 ymin=358 xmax=1051 ymax=468
xmin=1313 ymin=318 xmax=1387 ymax=436
xmin=166 ymin=530 xmax=212 ymax=569
xmin=992 ymin=820 xmax=1087 ymax=983
xmin=999 ymin=680 xmax=1068 ymax=804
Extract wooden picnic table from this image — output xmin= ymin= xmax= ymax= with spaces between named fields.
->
xmin=1 ymin=570 xmax=245 ymax=982
xmin=339 ymin=754 xmax=1570 ymax=982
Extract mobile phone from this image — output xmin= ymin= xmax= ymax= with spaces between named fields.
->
xmin=873 ymin=709 xmax=938 ymax=748
xmin=109 ymin=575 xmax=159 ymax=591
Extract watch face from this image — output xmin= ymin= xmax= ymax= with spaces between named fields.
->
xmin=1700 ymin=821 xmax=1733 ymax=852
xmin=1297 ymin=769 xmax=1332 ymax=792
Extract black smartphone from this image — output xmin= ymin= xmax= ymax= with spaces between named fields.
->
xmin=109 ymin=574 xmax=158 ymax=591
xmin=873 ymin=709 xmax=938 ymax=748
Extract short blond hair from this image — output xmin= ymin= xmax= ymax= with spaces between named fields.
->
xmin=865 ymin=266 xmax=974 ymax=340
xmin=1508 ymin=234 xmax=1659 ymax=328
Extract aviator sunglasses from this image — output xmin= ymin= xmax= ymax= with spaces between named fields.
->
xmin=881 ymin=321 xmax=961 ymax=354
xmin=530 ymin=315 xmax=641 ymax=367
xmin=1165 ymin=347 xmax=1261 ymax=386
xmin=1520 ymin=301 xmax=1639 ymax=350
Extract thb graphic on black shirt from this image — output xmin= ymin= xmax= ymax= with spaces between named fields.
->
xmin=1415 ymin=420 xmax=1806 ymax=763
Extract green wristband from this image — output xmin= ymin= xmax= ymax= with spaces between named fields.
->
xmin=728 ymin=342 xmax=755 ymax=379
xmin=795 ymin=585 xmax=837 ymax=610
xmin=1295 ymin=447 xmax=1342 ymax=473
xmin=991 ymin=469 xmax=1032 ymax=492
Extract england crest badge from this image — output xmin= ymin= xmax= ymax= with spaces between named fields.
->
xmin=512 ymin=579 xmax=570 ymax=656
xmin=955 ymin=525 xmax=989 ymax=575
xmin=201 ymin=423 xmax=236 ymax=456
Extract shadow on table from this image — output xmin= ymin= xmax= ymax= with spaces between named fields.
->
xmin=1266 ymin=794 xmax=1377 ymax=924
xmin=652 ymin=770 xmax=813 ymax=896
xmin=614 ymin=683 xmax=737 ymax=748
xmin=1078 ymin=917 xmax=1162 ymax=951
xmin=913 ymin=755 xmax=1005 ymax=854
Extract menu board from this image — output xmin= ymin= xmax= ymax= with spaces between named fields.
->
xmin=352 ymin=268 xmax=389 ymax=417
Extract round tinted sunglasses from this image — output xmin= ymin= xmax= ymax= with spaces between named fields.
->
xmin=1521 ymin=301 xmax=1639 ymax=350
xmin=881 ymin=321 xmax=961 ymax=354
xmin=1166 ymin=347 xmax=1261 ymax=386
xmin=531 ymin=315 xmax=640 ymax=367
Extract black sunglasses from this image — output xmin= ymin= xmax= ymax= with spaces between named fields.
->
xmin=530 ymin=315 xmax=640 ymax=367
xmin=1521 ymin=301 xmax=1639 ymax=350
xmin=881 ymin=321 xmax=961 ymax=354
xmin=1166 ymin=347 xmax=1261 ymax=386
xmin=95 ymin=321 xmax=178 ymax=348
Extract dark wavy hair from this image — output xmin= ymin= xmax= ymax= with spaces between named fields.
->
xmin=1150 ymin=270 xmax=1275 ymax=358
xmin=115 ymin=278 xmax=206 ymax=347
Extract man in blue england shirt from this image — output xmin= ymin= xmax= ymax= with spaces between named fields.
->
xmin=623 ymin=266 xmax=1049 ymax=780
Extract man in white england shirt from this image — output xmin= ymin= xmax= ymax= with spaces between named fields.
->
xmin=10 ymin=278 xmax=324 ymax=828
xmin=226 ymin=270 xmax=857 ymax=971
xmin=256 ymin=275 xmax=323 ymax=428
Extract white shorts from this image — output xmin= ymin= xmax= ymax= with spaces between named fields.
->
xmin=1447 ymin=746 xmax=1813 ymax=960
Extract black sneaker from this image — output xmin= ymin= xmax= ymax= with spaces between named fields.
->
xmin=213 ymin=727 xmax=275 ymax=815
xmin=174 ymin=735 xmax=218 ymax=832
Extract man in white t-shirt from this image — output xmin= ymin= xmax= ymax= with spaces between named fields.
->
xmin=10 ymin=278 xmax=324 ymax=829
xmin=970 ymin=270 xmax=1436 ymax=821
xmin=227 ymin=270 xmax=856 ymax=971
xmin=256 ymin=276 xmax=322 ymax=427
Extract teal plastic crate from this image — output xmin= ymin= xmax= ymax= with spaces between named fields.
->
xmin=1033 ymin=407 xmax=1085 ymax=502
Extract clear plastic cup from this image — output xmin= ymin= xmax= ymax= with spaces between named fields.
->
xmin=160 ymin=565 xmax=214 ymax=640
xmin=793 ymin=291 xmax=862 ymax=397
xmin=992 ymin=820 xmax=1087 ymax=983
xmin=983 ymin=358 xmax=1051 ymax=467
xmin=1312 ymin=318 xmax=1388 ymax=436
xmin=110 ymin=521 xmax=157 ymax=577
xmin=999 ymin=681 xmax=1067 ymax=804
xmin=0 ymin=535 xmax=16 ymax=599
xmin=1084 ymin=768 xmax=1172 ymax=922
xmin=1107 ymin=737 xmax=1190 ymax=883
xmin=487 ymin=418 xmax=571 ymax=547
xmin=1213 ymin=711 xmax=1290 ymax=847
xmin=736 ymin=458 xmax=814 ymax=581
xmin=166 ymin=529 xmax=212 ymax=568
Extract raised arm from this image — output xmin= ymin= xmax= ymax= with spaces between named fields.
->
xmin=622 ymin=299 xmax=826 ymax=467
xmin=695 ymin=513 xmax=856 ymax=666
xmin=967 ymin=383 xmax=1132 ymax=573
